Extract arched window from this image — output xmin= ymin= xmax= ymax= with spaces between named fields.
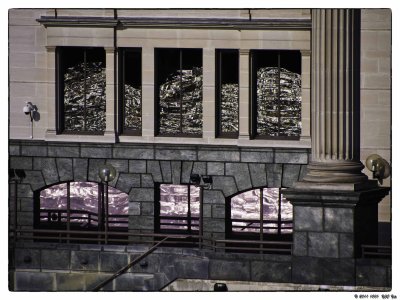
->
xmin=227 ymin=187 xmax=292 ymax=240
xmin=34 ymin=182 xmax=128 ymax=232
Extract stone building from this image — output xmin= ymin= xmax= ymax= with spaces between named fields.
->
xmin=8 ymin=8 xmax=392 ymax=291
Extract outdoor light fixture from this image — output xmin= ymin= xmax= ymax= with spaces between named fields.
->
xmin=365 ymin=154 xmax=390 ymax=184
xmin=9 ymin=169 xmax=26 ymax=245
xmin=214 ymin=283 xmax=228 ymax=291
xmin=23 ymin=102 xmax=38 ymax=139
xmin=189 ymin=174 xmax=201 ymax=186
xmin=189 ymin=174 xmax=213 ymax=189
xmin=98 ymin=164 xmax=117 ymax=182
xmin=189 ymin=174 xmax=213 ymax=249
xmin=98 ymin=164 xmax=117 ymax=243
xmin=9 ymin=168 xmax=26 ymax=182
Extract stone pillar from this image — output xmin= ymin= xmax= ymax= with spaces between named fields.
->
xmin=283 ymin=9 xmax=390 ymax=286
xmin=103 ymin=47 xmax=117 ymax=142
xmin=238 ymin=49 xmax=250 ymax=140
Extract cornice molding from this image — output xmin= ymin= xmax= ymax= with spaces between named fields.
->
xmin=37 ymin=16 xmax=311 ymax=30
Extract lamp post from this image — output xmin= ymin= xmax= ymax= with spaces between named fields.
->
xmin=9 ymin=169 xmax=26 ymax=246
xmin=189 ymin=174 xmax=213 ymax=249
xmin=98 ymin=164 xmax=116 ymax=244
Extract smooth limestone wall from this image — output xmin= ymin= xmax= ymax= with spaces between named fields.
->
xmin=360 ymin=9 xmax=391 ymax=223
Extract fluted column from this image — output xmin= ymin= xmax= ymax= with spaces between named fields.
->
xmin=300 ymin=9 xmax=369 ymax=187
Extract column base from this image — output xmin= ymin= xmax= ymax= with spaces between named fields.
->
xmin=283 ymin=186 xmax=390 ymax=259
xmin=293 ymin=179 xmax=378 ymax=192
xmin=302 ymin=161 xmax=369 ymax=184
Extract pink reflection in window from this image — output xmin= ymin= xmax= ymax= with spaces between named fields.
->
xmin=231 ymin=188 xmax=292 ymax=234
xmin=39 ymin=182 xmax=128 ymax=228
xmin=159 ymin=184 xmax=200 ymax=231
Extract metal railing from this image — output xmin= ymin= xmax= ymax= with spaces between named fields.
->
xmin=13 ymin=228 xmax=291 ymax=254
xmin=159 ymin=215 xmax=199 ymax=231
xmin=39 ymin=209 xmax=128 ymax=227
xmin=361 ymin=245 xmax=391 ymax=259
xmin=231 ymin=218 xmax=293 ymax=234
xmin=214 ymin=239 xmax=292 ymax=254
xmin=92 ymin=236 xmax=171 ymax=291
xmin=12 ymin=228 xmax=293 ymax=291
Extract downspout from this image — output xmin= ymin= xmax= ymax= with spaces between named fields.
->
xmin=113 ymin=9 xmax=119 ymax=141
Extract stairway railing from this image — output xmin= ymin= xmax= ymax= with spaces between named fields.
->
xmin=92 ymin=236 xmax=168 ymax=291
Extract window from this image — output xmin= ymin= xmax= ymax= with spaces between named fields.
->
xmin=216 ymin=49 xmax=239 ymax=138
xmin=155 ymin=48 xmax=203 ymax=137
xmin=250 ymin=50 xmax=301 ymax=139
xmin=227 ymin=187 xmax=292 ymax=237
xmin=155 ymin=184 xmax=200 ymax=233
xmin=56 ymin=47 xmax=106 ymax=134
xmin=34 ymin=182 xmax=128 ymax=232
xmin=119 ymin=48 xmax=142 ymax=135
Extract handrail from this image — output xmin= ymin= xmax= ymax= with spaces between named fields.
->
xmin=361 ymin=244 xmax=391 ymax=258
xmin=92 ymin=237 xmax=169 ymax=291
xmin=91 ymin=235 xmax=199 ymax=291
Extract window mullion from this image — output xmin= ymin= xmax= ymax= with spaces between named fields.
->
xmin=259 ymin=188 xmax=264 ymax=242
xmin=278 ymin=188 xmax=282 ymax=235
xmin=278 ymin=53 xmax=281 ymax=136
xmin=66 ymin=182 xmax=70 ymax=243
xmin=179 ymin=50 xmax=183 ymax=134
xmin=187 ymin=186 xmax=191 ymax=233
xmin=83 ymin=50 xmax=87 ymax=132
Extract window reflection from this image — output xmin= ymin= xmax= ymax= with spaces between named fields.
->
xmin=59 ymin=47 xmax=106 ymax=133
xmin=156 ymin=48 xmax=203 ymax=136
xmin=158 ymin=184 xmax=200 ymax=231
xmin=39 ymin=182 xmax=128 ymax=228
xmin=230 ymin=187 xmax=293 ymax=234
xmin=252 ymin=50 xmax=302 ymax=137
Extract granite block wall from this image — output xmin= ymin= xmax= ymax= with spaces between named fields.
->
xmin=9 ymin=140 xmax=310 ymax=241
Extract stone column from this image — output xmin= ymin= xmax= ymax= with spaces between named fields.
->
xmin=283 ymin=9 xmax=390 ymax=286
xmin=296 ymin=9 xmax=370 ymax=190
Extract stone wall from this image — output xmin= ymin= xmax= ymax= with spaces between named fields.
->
xmin=10 ymin=242 xmax=391 ymax=291
xmin=9 ymin=140 xmax=309 ymax=241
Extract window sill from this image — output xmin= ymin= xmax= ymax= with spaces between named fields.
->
xmin=45 ymin=129 xmax=116 ymax=143
xmin=119 ymin=134 xmax=311 ymax=148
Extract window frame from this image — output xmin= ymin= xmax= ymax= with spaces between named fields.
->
xmin=56 ymin=46 xmax=106 ymax=135
xmin=249 ymin=49 xmax=302 ymax=140
xmin=155 ymin=183 xmax=200 ymax=234
xmin=226 ymin=187 xmax=293 ymax=240
xmin=154 ymin=47 xmax=203 ymax=138
xmin=118 ymin=47 xmax=142 ymax=136
xmin=215 ymin=49 xmax=240 ymax=139
xmin=33 ymin=181 xmax=129 ymax=233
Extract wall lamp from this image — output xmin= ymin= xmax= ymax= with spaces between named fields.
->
xmin=23 ymin=102 xmax=38 ymax=139
xmin=9 ymin=168 xmax=26 ymax=183
xmin=365 ymin=154 xmax=390 ymax=184
xmin=23 ymin=102 xmax=37 ymax=121
xmin=189 ymin=174 xmax=213 ymax=189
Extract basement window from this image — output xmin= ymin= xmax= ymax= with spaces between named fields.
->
xmin=228 ymin=187 xmax=292 ymax=236
xmin=34 ymin=182 xmax=128 ymax=239
xmin=155 ymin=184 xmax=200 ymax=233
